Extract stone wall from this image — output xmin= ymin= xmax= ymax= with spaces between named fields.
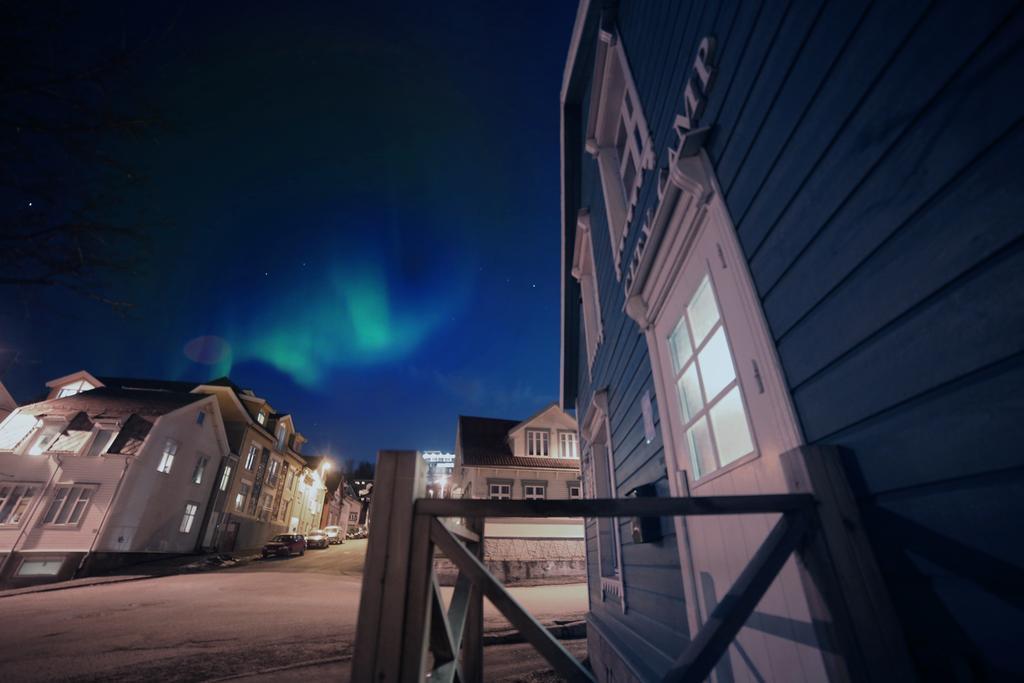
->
xmin=435 ymin=537 xmax=586 ymax=586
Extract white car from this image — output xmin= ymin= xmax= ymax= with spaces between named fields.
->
xmin=324 ymin=525 xmax=343 ymax=545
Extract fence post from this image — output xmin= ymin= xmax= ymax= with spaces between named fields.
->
xmin=461 ymin=514 xmax=485 ymax=681
xmin=781 ymin=444 xmax=917 ymax=682
xmin=352 ymin=450 xmax=426 ymax=682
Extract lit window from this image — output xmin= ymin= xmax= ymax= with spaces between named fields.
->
xmin=559 ymin=432 xmax=579 ymax=459
xmin=489 ymin=483 xmax=511 ymax=500
xmin=219 ymin=465 xmax=232 ymax=492
xmin=157 ymin=440 xmax=177 ymax=474
xmin=0 ymin=484 xmax=38 ymax=525
xmin=276 ymin=424 xmax=286 ymax=450
xmin=56 ymin=379 xmax=95 ymax=398
xmin=27 ymin=423 xmax=62 ymax=456
xmin=244 ymin=443 xmax=258 ymax=470
xmin=17 ymin=558 xmax=63 ymax=577
xmin=256 ymin=410 xmax=266 ymax=425
xmin=524 ymin=484 xmax=546 ymax=500
xmin=235 ymin=483 xmax=250 ymax=511
xmin=85 ymin=428 xmax=118 ymax=457
xmin=266 ymin=459 xmax=280 ymax=486
xmin=192 ymin=456 xmax=208 ymax=485
xmin=526 ymin=430 xmax=550 ymax=457
xmin=179 ymin=503 xmax=198 ymax=533
xmin=41 ymin=486 xmax=94 ymax=526
xmin=667 ymin=275 xmax=754 ymax=478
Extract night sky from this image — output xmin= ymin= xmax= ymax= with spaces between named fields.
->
xmin=0 ymin=2 xmax=579 ymax=464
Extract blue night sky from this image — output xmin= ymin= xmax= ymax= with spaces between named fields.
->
xmin=0 ymin=2 xmax=579 ymax=464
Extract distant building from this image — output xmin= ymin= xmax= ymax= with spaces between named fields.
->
xmin=0 ymin=375 xmax=230 ymax=587
xmin=420 ymin=450 xmax=455 ymax=498
xmin=450 ymin=403 xmax=583 ymax=583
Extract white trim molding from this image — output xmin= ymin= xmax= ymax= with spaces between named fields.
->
xmin=585 ymin=23 xmax=656 ymax=281
xmin=572 ymin=209 xmax=604 ymax=372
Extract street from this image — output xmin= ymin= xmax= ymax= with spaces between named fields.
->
xmin=0 ymin=541 xmax=588 ymax=682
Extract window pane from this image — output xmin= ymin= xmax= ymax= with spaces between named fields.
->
xmin=687 ymin=277 xmax=720 ymax=345
xmin=698 ymin=327 xmax=736 ymax=400
xmin=710 ymin=387 xmax=755 ymax=466
xmin=668 ymin=316 xmax=693 ymax=372
xmin=676 ymin=363 xmax=703 ymax=422
xmin=615 ymin=118 xmax=628 ymax=161
xmin=621 ymin=154 xmax=637 ymax=200
xmin=686 ymin=417 xmax=716 ymax=479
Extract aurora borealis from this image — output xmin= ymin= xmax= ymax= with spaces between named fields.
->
xmin=0 ymin=1 xmax=577 ymax=461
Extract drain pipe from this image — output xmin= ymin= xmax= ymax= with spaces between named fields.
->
xmin=75 ymin=454 xmax=132 ymax=578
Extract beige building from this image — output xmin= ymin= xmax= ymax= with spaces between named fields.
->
xmin=0 ymin=372 xmax=230 ymax=587
xmin=450 ymin=403 xmax=584 ymax=583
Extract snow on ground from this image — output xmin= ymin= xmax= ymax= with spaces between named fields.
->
xmin=0 ymin=541 xmax=587 ymax=682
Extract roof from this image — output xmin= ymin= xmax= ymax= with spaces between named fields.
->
xmin=0 ymin=387 xmax=207 ymax=454
xmin=457 ymin=415 xmax=581 ymax=470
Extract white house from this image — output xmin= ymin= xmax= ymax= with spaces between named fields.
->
xmin=0 ymin=373 xmax=230 ymax=586
xmin=450 ymin=403 xmax=584 ymax=583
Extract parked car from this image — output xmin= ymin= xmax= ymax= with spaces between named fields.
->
xmin=324 ymin=526 xmax=344 ymax=545
xmin=346 ymin=525 xmax=368 ymax=539
xmin=305 ymin=529 xmax=329 ymax=549
xmin=262 ymin=534 xmax=305 ymax=558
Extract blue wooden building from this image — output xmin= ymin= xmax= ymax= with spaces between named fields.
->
xmin=560 ymin=1 xmax=1024 ymax=680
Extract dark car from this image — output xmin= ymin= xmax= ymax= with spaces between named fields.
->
xmin=305 ymin=530 xmax=329 ymax=549
xmin=261 ymin=534 xmax=305 ymax=558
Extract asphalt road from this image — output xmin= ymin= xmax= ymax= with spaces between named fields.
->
xmin=0 ymin=540 xmax=587 ymax=682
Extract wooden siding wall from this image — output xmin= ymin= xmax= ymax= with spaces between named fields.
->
xmin=570 ymin=0 xmax=1024 ymax=679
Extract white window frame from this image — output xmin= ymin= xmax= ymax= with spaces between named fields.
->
xmin=256 ymin=410 xmax=267 ymax=425
xmin=558 ymin=430 xmax=579 ymax=459
xmin=84 ymin=425 xmax=119 ymax=457
xmin=179 ymin=503 xmax=198 ymax=533
xmin=488 ymin=483 xmax=511 ymax=500
xmin=523 ymin=484 xmax=546 ymax=500
xmin=0 ymin=483 xmax=40 ymax=527
xmin=235 ymin=481 xmax=251 ymax=511
xmin=56 ymin=379 xmax=94 ymax=398
xmin=192 ymin=455 xmax=209 ymax=485
xmin=219 ymin=465 xmax=232 ymax=492
xmin=581 ymin=390 xmax=626 ymax=611
xmin=568 ymin=483 xmax=582 ymax=499
xmin=585 ymin=28 xmax=655 ymax=280
xmin=40 ymin=485 xmax=96 ymax=527
xmin=16 ymin=556 xmax=65 ymax=577
xmin=244 ymin=443 xmax=258 ymax=470
xmin=276 ymin=424 xmax=287 ymax=450
xmin=526 ymin=429 xmax=550 ymax=457
xmin=25 ymin=419 xmax=64 ymax=456
xmin=266 ymin=458 xmax=280 ymax=486
xmin=157 ymin=439 xmax=177 ymax=474
xmin=572 ymin=210 xmax=604 ymax=371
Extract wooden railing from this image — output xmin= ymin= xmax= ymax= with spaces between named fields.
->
xmin=352 ymin=449 xmax=915 ymax=682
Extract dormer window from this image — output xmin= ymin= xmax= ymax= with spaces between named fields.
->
xmin=559 ymin=431 xmax=579 ymax=459
xmin=56 ymin=379 xmax=95 ymax=398
xmin=26 ymin=421 xmax=62 ymax=456
xmin=257 ymin=410 xmax=267 ymax=425
xmin=85 ymin=427 xmax=118 ymax=457
xmin=526 ymin=430 xmax=550 ymax=457
xmin=276 ymin=424 xmax=286 ymax=450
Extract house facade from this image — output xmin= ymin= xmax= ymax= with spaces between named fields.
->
xmin=561 ymin=1 xmax=1023 ymax=680
xmin=452 ymin=404 xmax=584 ymax=583
xmin=0 ymin=376 xmax=229 ymax=586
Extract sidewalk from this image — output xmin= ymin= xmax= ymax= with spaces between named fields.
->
xmin=0 ymin=551 xmax=261 ymax=599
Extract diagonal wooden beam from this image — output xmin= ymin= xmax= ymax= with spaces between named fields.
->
xmin=662 ymin=511 xmax=811 ymax=683
xmin=429 ymin=574 xmax=463 ymax=683
xmin=447 ymin=570 xmax=472 ymax=652
xmin=430 ymin=518 xmax=595 ymax=683
xmin=441 ymin=520 xmax=480 ymax=544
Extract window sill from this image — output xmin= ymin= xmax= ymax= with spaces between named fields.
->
xmin=690 ymin=449 xmax=760 ymax=490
